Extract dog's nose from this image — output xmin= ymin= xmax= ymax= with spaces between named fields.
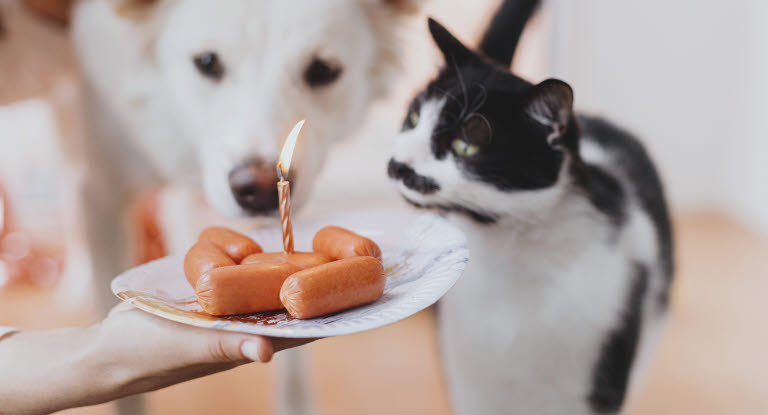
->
xmin=228 ymin=159 xmax=280 ymax=214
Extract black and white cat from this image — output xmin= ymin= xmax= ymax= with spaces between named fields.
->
xmin=387 ymin=13 xmax=673 ymax=415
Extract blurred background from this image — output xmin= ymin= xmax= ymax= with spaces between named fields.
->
xmin=1 ymin=0 xmax=767 ymax=414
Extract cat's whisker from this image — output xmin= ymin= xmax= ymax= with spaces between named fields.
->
xmin=467 ymin=84 xmax=488 ymax=114
xmin=451 ymin=194 xmax=494 ymax=215
xmin=440 ymin=113 xmax=459 ymax=125
xmin=434 ymin=127 xmax=456 ymax=136
xmin=392 ymin=14 xmax=672 ymax=415
xmin=442 ymin=113 xmax=459 ymax=130
xmin=469 ymin=112 xmax=493 ymax=142
xmin=451 ymin=57 xmax=470 ymax=118
xmin=434 ymin=87 xmax=464 ymax=110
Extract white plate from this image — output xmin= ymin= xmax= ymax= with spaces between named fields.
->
xmin=111 ymin=209 xmax=468 ymax=338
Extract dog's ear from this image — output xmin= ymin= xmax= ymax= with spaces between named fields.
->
xmin=116 ymin=0 xmax=160 ymax=20
xmin=365 ymin=0 xmax=422 ymax=15
xmin=380 ymin=0 xmax=421 ymax=15
xmin=364 ymin=0 xmax=424 ymax=99
xmin=428 ymin=18 xmax=473 ymax=65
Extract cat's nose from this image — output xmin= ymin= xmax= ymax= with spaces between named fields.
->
xmin=228 ymin=158 xmax=281 ymax=214
xmin=388 ymin=158 xmax=416 ymax=181
xmin=388 ymin=158 xmax=440 ymax=194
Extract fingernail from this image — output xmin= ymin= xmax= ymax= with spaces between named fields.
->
xmin=241 ymin=341 xmax=263 ymax=362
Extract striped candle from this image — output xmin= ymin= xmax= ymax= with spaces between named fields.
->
xmin=277 ymin=120 xmax=305 ymax=255
xmin=277 ymin=179 xmax=294 ymax=254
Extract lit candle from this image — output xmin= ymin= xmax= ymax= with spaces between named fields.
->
xmin=276 ymin=120 xmax=305 ymax=255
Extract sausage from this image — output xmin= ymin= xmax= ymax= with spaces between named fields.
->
xmin=240 ymin=252 xmax=289 ymax=266
xmin=280 ymin=256 xmax=385 ymax=319
xmin=199 ymin=227 xmax=263 ymax=263
xmin=196 ymin=262 xmax=301 ymax=316
xmin=284 ymin=252 xmax=334 ymax=269
xmin=241 ymin=251 xmax=333 ymax=270
xmin=312 ymin=226 xmax=382 ymax=262
xmin=183 ymin=240 xmax=236 ymax=287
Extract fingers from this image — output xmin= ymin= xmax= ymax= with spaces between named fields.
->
xmin=241 ymin=337 xmax=274 ymax=363
xmin=207 ymin=335 xmax=316 ymax=363
xmin=105 ymin=306 xmax=276 ymax=365
xmin=107 ymin=302 xmax=313 ymax=365
xmin=207 ymin=334 xmax=274 ymax=363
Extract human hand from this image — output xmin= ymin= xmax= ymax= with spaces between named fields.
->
xmin=0 ymin=303 xmax=314 ymax=415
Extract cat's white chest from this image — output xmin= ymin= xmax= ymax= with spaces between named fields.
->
xmin=439 ymin=215 xmax=631 ymax=415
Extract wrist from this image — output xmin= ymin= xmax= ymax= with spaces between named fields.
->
xmin=0 ymin=325 xmax=106 ymax=415
xmin=72 ymin=322 xmax=143 ymax=407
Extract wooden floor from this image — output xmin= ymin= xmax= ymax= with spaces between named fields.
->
xmin=1 ymin=214 xmax=766 ymax=414
xmin=626 ymin=214 xmax=768 ymax=414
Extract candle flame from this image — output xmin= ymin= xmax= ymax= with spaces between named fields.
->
xmin=277 ymin=120 xmax=305 ymax=180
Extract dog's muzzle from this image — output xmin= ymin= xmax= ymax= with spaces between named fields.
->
xmin=229 ymin=158 xmax=288 ymax=215
xmin=387 ymin=158 xmax=440 ymax=195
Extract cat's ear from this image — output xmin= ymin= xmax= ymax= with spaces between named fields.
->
xmin=382 ymin=0 xmax=421 ymax=14
xmin=524 ymin=79 xmax=573 ymax=147
xmin=428 ymin=18 xmax=474 ymax=64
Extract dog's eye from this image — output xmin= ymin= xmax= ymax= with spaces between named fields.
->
xmin=452 ymin=138 xmax=479 ymax=157
xmin=304 ymin=57 xmax=342 ymax=88
xmin=193 ymin=52 xmax=225 ymax=81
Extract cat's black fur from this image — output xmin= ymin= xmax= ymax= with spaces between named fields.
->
xmin=398 ymin=20 xmax=570 ymax=195
xmin=388 ymin=159 xmax=441 ymax=194
xmin=589 ymin=262 xmax=649 ymax=413
xmin=393 ymin=19 xmax=673 ymax=273
xmin=578 ymin=116 xmax=675 ymax=305
xmin=389 ymin=11 xmax=674 ymax=414
xmin=480 ymin=0 xmax=540 ymax=66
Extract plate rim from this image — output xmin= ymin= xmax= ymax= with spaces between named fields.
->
xmin=111 ymin=208 xmax=468 ymax=338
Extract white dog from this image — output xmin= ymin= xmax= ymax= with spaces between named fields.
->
xmin=71 ymin=0 xmax=419 ymax=413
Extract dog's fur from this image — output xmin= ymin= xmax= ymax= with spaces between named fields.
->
xmin=73 ymin=0 xmax=416 ymax=219
xmin=71 ymin=1 xmax=419 ymax=414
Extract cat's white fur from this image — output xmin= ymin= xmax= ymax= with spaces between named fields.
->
xmin=392 ymin=98 xmax=666 ymax=415
xmin=394 ymin=99 xmax=566 ymax=221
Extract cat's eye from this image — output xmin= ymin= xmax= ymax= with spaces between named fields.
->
xmin=193 ymin=52 xmax=225 ymax=81
xmin=304 ymin=57 xmax=343 ymax=88
xmin=409 ymin=111 xmax=420 ymax=128
xmin=452 ymin=138 xmax=479 ymax=157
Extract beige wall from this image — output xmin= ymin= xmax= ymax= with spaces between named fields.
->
xmin=549 ymin=0 xmax=768 ymax=235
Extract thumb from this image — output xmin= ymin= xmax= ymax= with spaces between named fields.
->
xmin=205 ymin=333 xmax=275 ymax=363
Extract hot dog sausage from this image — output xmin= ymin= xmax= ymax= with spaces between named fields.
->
xmin=312 ymin=226 xmax=382 ymax=261
xmin=183 ymin=240 xmax=236 ymax=287
xmin=199 ymin=227 xmax=263 ymax=263
xmin=287 ymin=252 xmax=333 ymax=269
xmin=196 ymin=262 xmax=301 ymax=316
xmin=280 ymin=256 xmax=385 ymax=319
xmin=241 ymin=252 xmax=332 ymax=270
